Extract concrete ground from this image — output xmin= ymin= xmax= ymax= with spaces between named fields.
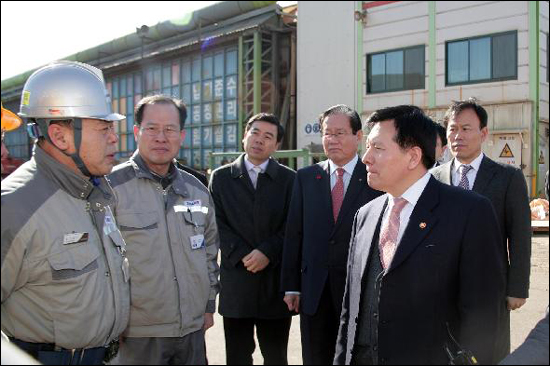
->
xmin=205 ymin=233 xmax=549 ymax=365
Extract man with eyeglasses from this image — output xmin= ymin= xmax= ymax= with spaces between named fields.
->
xmin=281 ymin=105 xmax=382 ymax=364
xmin=108 ymin=95 xmax=220 ymax=365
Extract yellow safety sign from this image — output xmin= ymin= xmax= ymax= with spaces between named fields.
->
xmin=22 ymin=91 xmax=31 ymax=106
xmin=499 ymin=143 xmax=514 ymax=158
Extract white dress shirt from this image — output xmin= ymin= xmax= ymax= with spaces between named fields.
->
xmin=382 ymin=172 xmax=432 ymax=246
xmin=244 ymin=155 xmax=270 ymax=189
xmin=329 ymin=157 xmax=359 ymax=194
xmin=451 ymin=153 xmax=484 ymax=190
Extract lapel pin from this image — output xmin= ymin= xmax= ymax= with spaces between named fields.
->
xmin=419 ymin=222 xmax=427 ymax=229
xmin=316 ymin=175 xmax=322 ymax=180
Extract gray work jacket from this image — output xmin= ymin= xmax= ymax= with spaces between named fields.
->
xmin=1 ymin=146 xmax=130 ymax=349
xmin=108 ymin=152 xmax=220 ymax=338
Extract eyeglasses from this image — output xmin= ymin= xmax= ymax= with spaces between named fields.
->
xmin=322 ymin=131 xmax=354 ymax=140
xmin=141 ymin=126 xmax=181 ymax=138
xmin=96 ymin=124 xmax=117 ymax=136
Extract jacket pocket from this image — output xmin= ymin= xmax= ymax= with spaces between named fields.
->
xmin=118 ymin=211 xmax=159 ymax=232
xmin=179 ymin=211 xmax=207 ymax=238
xmin=48 ymin=243 xmax=100 ymax=281
xmin=181 ymin=211 xmax=206 ymax=227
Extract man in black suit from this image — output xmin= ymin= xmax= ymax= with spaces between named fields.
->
xmin=209 ymin=113 xmax=296 ymax=365
xmin=177 ymin=161 xmax=208 ymax=187
xmin=335 ymin=105 xmax=504 ymax=365
xmin=281 ymin=105 xmax=381 ymax=365
xmin=434 ymin=122 xmax=448 ymax=167
xmin=431 ymin=99 xmax=532 ymax=363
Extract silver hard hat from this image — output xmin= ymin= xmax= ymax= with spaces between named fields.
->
xmin=19 ymin=61 xmax=125 ymax=122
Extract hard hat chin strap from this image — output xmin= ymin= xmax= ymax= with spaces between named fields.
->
xmin=67 ymin=118 xmax=94 ymax=178
xmin=33 ymin=118 xmax=95 ymax=178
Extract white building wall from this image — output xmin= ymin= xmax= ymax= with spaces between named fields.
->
xmin=297 ymin=1 xmax=546 ymax=194
xmin=538 ymin=1 xmax=549 ymax=196
xmin=362 ymin=1 xmax=430 ymax=113
xmin=435 ymin=1 xmax=530 ymax=115
xmin=540 ymin=1 xmax=549 ymax=121
xmin=297 ymin=1 xmax=358 ymax=150
xmin=360 ymin=2 xmax=534 ymax=118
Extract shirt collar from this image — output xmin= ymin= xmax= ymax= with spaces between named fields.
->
xmin=244 ymin=154 xmax=270 ymax=173
xmin=329 ymin=156 xmax=359 ymax=176
xmin=453 ymin=152 xmax=485 ymax=174
xmin=389 ymin=172 xmax=432 ymax=208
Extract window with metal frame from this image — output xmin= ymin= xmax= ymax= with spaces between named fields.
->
xmin=367 ymin=45 xmax=425 ymax=94
xmin=446 ymin=31 xmax=517 ymax=86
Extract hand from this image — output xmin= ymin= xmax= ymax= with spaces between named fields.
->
xmin=507 ymin=297 xmax=527 ymax=311
xmin=284 ymin=294 xmax=300 ymax=313
xmin=242 ymin=250 xmax=270 ymax=273
xmin=203 ymin=313 xmax=214 ymax=331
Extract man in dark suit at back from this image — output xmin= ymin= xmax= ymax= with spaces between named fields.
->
xmin=210 ymin=113 xmax=296 ymax=365
xmin=335 ymin=105 xmax=504 ymax=365
xmin=177 ymin=161 xmax=208 ymax=187
xmin=281 ymin=105 xmax=381 ymax=365
xmin=433 ymin=122 xmax=448 ymax=167
xmin=431 ymin=98 xmax=532 ymax=363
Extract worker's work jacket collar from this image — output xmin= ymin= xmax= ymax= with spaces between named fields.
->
xmin=130 ymin=150 xmax=189 ymax=198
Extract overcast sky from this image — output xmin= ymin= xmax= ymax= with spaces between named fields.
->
xmin=1 ymin=1 xmax=222 ymax=80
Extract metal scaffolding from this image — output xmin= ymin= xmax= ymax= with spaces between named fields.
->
xmin=239 ymin=30 xmax=280 ymax=149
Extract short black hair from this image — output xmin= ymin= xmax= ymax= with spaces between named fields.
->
xmin=435 ymin=122 xmax=447 ymax=147
xmin=135 ymin=95 xmax=187 ymax=129
xmin=245 ymin=113 xmax=285 ymax=143
xmin=319 ymin=104 xmax=362 ymax=135
xmin=366 ymin=105 xmax=436 ymax=170
xmin=442 ymin=98 xmax=488 ymax=130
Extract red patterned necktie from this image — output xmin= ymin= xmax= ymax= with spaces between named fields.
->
xmin=331 ymin=168 xmax=345 ymax=222
xmin=379 ymin=197 xmax=409 ymax=270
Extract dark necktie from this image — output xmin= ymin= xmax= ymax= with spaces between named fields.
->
xmin=458 ymin=165 xmax=473 ymax=190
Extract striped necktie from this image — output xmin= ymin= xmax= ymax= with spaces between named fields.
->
xmin=379 ymin=197 xmax=409 ymax=270
xmin=458 ymin=165 xmax=473 ymax=190
xmin=331 ymin=168 xmax=345 ymax=222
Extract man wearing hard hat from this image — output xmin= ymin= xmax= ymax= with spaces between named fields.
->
xmin=1 ymin=104 xmax=22 ymax=177
xmin=1 ymin=61 xmax=131 ymax=365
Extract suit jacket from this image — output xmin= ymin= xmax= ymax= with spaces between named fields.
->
xmin=177 ymin=162 xmax=208 ymax=187
xmin=334 ymin=177 xmax=505 ymax=365
xmin=432 ymin=156 xmax=531 ymax=298
xmin=209 ymin=154 xmax=296 ymax=319
xmin=281 ymin=158 xmax=382 ymax=316
xmin=500 ymin=308 xmax=549 ymax=365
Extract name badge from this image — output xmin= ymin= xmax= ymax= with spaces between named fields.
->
xmin=63 ymin=232 xmax=89 ymax=245
xmin=190 ymin=235 xmax=205 ymax=250
xmin=103 ymin=206 xmax=118 ymax=236
xmin=184 ymin=200 xmax=201 ymax=207
xmin=174 ymin=205 xmax=209 ymax=214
